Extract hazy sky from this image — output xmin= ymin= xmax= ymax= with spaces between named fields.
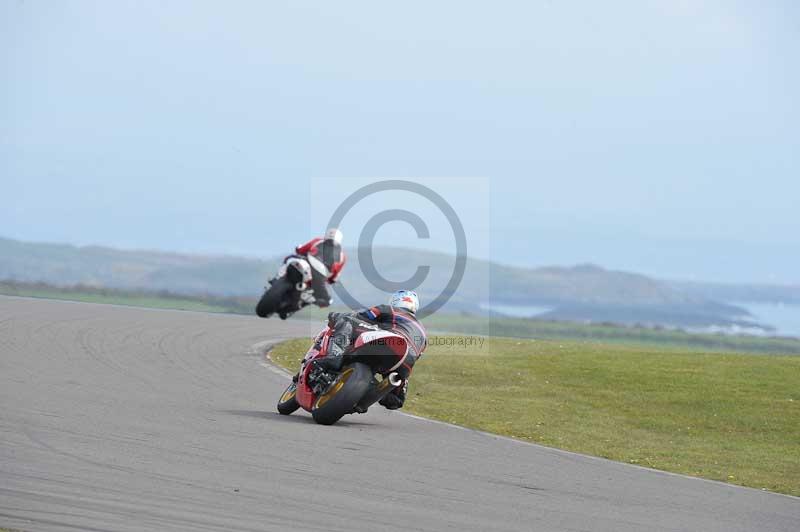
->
xmin=2 ymin=1 xmax=798 ymax=283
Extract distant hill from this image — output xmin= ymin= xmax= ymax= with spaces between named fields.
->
xmin=669 ymin=280 xmax=800 ymax=305
xmin=0 ymin=236 xmax=280 ymax=295
xmin=0 ymin=236 xmax=755 ymax=328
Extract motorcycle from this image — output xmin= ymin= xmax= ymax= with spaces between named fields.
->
xmin=255 ymin=254 xmax=330 ymax=319
xmin=276 ymin=324 xmax=411 ymax=425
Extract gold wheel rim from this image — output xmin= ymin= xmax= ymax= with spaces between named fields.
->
xmin=314 ymin=368 xmax=354 ymax=409
xmin=280 ymin=385 xmax=296 ymax=403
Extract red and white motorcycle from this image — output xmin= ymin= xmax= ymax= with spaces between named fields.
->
xmin=276 ymin=324 xmax=412 ymax=425
xmin=255 ymin=254 xmax=331 ymax=319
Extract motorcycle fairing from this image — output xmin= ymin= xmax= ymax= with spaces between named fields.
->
xmin=294 ymin=327 xmax=409 ymax=411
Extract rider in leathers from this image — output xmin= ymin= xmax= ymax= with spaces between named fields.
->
xmin=280 ymin=228 xmax=346 ymax=318
xmin=314 ymin=290 xmax=426 ymax=410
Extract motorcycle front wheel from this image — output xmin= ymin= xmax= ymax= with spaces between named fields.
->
xmin=277 ymin=382 xmax=300 ymax=415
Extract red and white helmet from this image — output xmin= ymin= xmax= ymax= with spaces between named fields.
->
xmin=324 ymin=227 xmax=343 ymax=245
xmin=390 ymin=290 xmax=419 ymax=314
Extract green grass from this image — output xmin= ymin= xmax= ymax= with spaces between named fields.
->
xmin=423 ymin=312 xmax=800 ymax=354
xmin=270 ymin=336 xmax=800 ymax=496
xmin=272 ymin=305 xmax=800 ymax=354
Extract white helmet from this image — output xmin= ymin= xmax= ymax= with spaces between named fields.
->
xmin=324 ymin=227 xmax=343 ymax=245
xmin=389 ymin=290 xmax=419 ymax=314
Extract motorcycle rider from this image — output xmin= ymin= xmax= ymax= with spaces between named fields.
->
xmin=277 ymin=228 xmax=346 ymax=319
xmin=313 ymin=290 xmax=426 ymax=410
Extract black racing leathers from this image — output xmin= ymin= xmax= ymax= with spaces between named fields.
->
xmin=322 ymin=305 xmax=427 ymax=410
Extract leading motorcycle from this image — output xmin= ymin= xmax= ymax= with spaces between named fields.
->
xmin=255 ymin=254 xmax=330 ymax=319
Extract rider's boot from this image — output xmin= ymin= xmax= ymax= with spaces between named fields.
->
xmin=313 ymin=339 xmax=345 ymax=372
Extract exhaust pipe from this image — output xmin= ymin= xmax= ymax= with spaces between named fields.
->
xmin=388 ymin=372 xmax=403 ymax=387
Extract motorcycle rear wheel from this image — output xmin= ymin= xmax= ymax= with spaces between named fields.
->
xmin=255 ymin=278 xmax=292 ymax=318
xmin=311 ymin=362 xmax=372 ymax=425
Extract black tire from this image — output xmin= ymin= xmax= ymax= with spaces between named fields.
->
xmin=256 ymin=278 xmax=292 ymax=318
xmin=277 ymin=382 xmax=300 ymax=415
xmin=311 ymin=363 xmax=372 ymax=426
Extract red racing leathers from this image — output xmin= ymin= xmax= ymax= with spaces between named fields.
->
xmin=295 ymin=237 xmax=346 ymax=283
xmin=286 ymin=236 xmax=346 ymax=309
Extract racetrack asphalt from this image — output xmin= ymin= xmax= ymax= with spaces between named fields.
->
xmin=0 ymin=296 xmax=798 ymax=531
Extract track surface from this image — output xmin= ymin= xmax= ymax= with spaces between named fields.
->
xmin=0 ymin=297 xmax=797 ymax=531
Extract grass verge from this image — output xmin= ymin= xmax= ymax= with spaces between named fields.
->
xmin=423 ymin=312 xmax=800 ymax=354
xmin=270 ymin=336 xmax=800 ymax=496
